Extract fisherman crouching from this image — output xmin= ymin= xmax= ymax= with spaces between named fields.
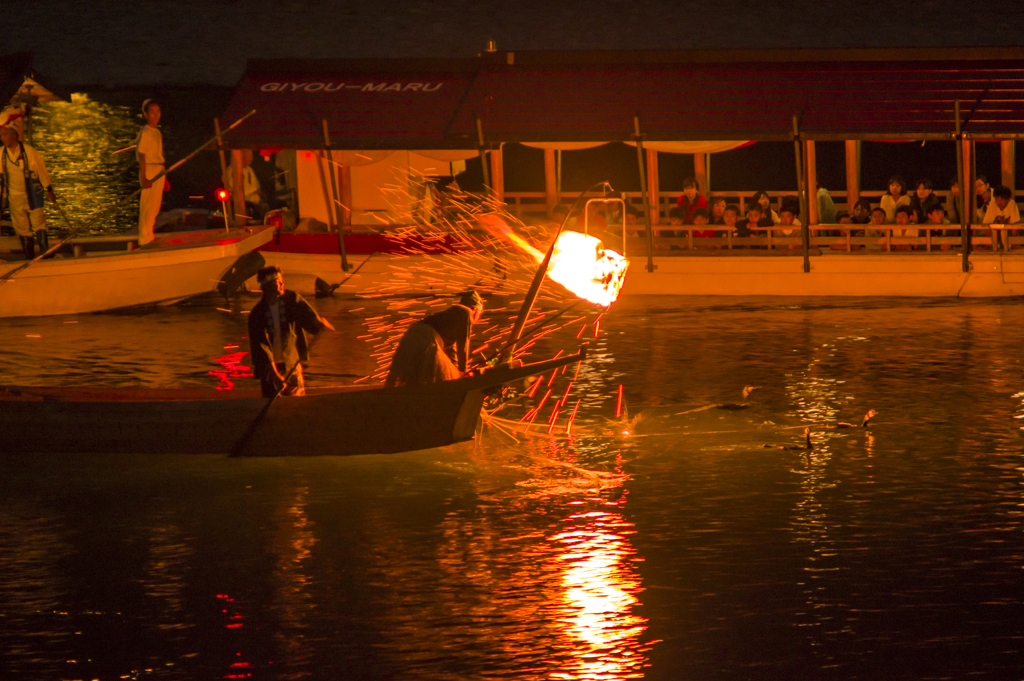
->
xmin=248 ymin=265 xmax=334 ymax=397
xmin=385 ymin=290 xmax=484 ymax=388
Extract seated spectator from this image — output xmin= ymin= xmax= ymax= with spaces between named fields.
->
xmin=850 ymin=198 xmax=872 ymax=224
xmin=735 ymin=205 xmax=762 ymax=239
xmin=751 ymin=191 xmax=779 ymax=226
xmin=982 ymin=184 xmax=1020 ymax=250
xmin=666 ymin=205 xmax=685 ymax=240
xmin=709 ymin=196 xmax=727 ymax=224
xmin=225 ymin=149 xmax=269 ymax=221
xmin=585 ymin=201 xmax=608 ymax=234
xmin=975 ymin=175 xmax=993 ymax=222
xmin=778 ymin=206 xmax=802 ymax=249
xmin=722 ymin=204 xmax=740 ymax=244
xmin=866 ymin=207 xmax=886 ymax=249
xmin=893 ymin=205 xmax=917 ymax=250
xmin=909 ymin=179 xmax=941 ymax=223
xmin=948 ymin=178 xmax=962 ymax=224
xmin=605 ymin=200 xmax=624 ymax=227
xmin=880 ymin=175 xmax=910 ymax=222
xmin=831 ymin=211 xmax=854 ymax=250
xmin=817 ymin=183 xmax=837 ymax=225
xmin=552 ymin=204 xmax=573 ymax=228
xmin=691 ymin=207 xmax=716 ymax=245
xmin=925 ymin=204 xmax=953 ymax=249
xmin=676 ymin=177 xmax=707 ymax=222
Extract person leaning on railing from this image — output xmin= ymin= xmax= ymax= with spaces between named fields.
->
xmin=909 ymin=179 xmax=941 ymax=224
xmin=981 ymin=184 xmax=1021 ymax=250
xmin=881 ymin=175 xmax=911 ymax=223
xmin=893 ymin=205 xmax=917 ymax=251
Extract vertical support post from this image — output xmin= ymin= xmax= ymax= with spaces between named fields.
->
xmin=693 ymin=153 xmax=708 ymax=197
xmin=490 ymin=145 xmax=504 ymax=203
xmin=231 ymin=149 xmax=246 ymax=227
xmin=805 ymin=140 xmax=819 ymax=225
xmin=339 ymin=165 xmax=352 ymax=226
xmin=475 ymin=115 xmax=491 ymax=189
xmin=845 ymin=140 xmax=861 ymax=212
xmin=322 ymin=120 xmax=349 ymax=272
xmin=633 ymin=115 xmax=655 ymax=273
xmin=214 ymin=118 xmax=232 ymax=229
xmin=646 ymin=148 xmax=659 ymax=224
xmin=968 ymin=139 xmax=977 ymax=255
xmin=793 ymin=115 xmax=810 ymax=273
xmin=955 ymin=101 xmax=969 ymax=269
xmin=705 ymin=153 xmax=711 ymax=194
xmin=1001 ymin=140 xmax=1015 ymax=198
xmin=543 ymin=148 xmax=557 ymax=216
xmin=556 ymin=150 xmax=562 ymax=196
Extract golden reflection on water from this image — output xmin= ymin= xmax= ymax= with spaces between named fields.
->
xmin=32 ymin=93 xmax=139 ymax=233
xmin=140 ymin=514 xmax=194 ymax=632
xmin=272 ymin=484 xmax=317 ymax=680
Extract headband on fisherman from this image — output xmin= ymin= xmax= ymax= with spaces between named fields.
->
xmin=458 ymin=290 xmax=483 ymax=310
xmin=141 ymin=99 xmax=160 ymax=115
xmin=257 ymin=265 xmax=283 ymax=286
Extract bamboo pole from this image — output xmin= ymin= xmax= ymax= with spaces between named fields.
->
xmin=339 ymin=165 xmax=352 ymax=226
xmin=475 ymin=115 xmax=491 ymax=189
xmin=845 ymin=140 xmax=861 ymax=212
xmin=232 ymin=149 xmax=246 ymax=227
xmin=1001 ymin=140 xmax=1015 ymax=197
xmin=793 ymin=115 xmax=810 ymax=273
xmin=490 ymin=145 xmax=504 ymax=203
xmin=213 ymin=118 xmax=232 ymax=229
xmin=322 ymin=120 xmax=350 ymax=272
xmin=956 ymin=100 xmax=969 ymax=268
xmin=646 ymin=148 xmax=659 ymax=224
xmin=805 ymin=140 xmax=819 ymax=225
xmin=543 ymin=148 xmax=557 ymax=215
xmin=633 ymin=115 xmax=655 ymax=273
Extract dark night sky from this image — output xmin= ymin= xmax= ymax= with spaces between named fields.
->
xmin=8 ymin=0 xmax=1024 ymax=86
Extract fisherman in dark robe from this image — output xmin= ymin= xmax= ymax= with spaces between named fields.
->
xmin=248 ymin=266 xmax=334 ymax=397
xmin=385 ymin=290 xmax=484 ymax=388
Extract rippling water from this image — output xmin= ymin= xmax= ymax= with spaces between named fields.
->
xmin=2 ymin=296 xmax=1023 ymax=680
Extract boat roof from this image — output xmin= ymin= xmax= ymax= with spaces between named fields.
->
xmin=220 ymin=48 xmax=1024 ymax=149
xmin=0 ymin=52 xmax=70 ymax=107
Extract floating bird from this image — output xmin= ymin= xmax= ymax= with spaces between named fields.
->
xmin=823 ymin=409 xmax=877 ymax=429
xmin=314 ymin=277 xmax=340 ymax=298
xmin=764 ymin=427 xmax=813 ymax=450
xmin=715 ymin=385 xmax=762 ymax=411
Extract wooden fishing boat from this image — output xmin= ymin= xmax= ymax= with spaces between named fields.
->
xmin=0 ymin=349 xmax=584 ymax=456
xmin=0 ymin=225 xmax=274 ymax=318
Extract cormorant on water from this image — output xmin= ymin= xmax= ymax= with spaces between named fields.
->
xmin=715 ymin=385 xmax=762 ymax=410
xmin=824 ymin=409 xmax=877 ymax=429
xmin=764 ymin=427 xmax=813 ymax=450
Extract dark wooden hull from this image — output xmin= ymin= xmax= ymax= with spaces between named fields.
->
xmin=0 ymin=350 xmax=584 ymax=456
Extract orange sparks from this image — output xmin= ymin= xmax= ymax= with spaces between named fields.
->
xmin=565 ymin=399 xmax=581 ymax=435
xmin=615 ymin=384 xmax=624 ymax=418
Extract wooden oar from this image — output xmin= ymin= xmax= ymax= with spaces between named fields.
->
xmin=0 ymin=109 xmax=256 ymax=287
xmin=230 ymin=330 xmax=324 ymax=458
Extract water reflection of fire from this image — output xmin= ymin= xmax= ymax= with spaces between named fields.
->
xmin=479 ymin=215 xmax=629 ymax=307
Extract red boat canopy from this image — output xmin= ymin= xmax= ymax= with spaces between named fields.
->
xmin=220 ymin=48 xmax=1024 ymax=149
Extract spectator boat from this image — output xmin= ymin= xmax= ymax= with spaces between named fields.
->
xmin=0 ymin=225 xmax=274 ymax=318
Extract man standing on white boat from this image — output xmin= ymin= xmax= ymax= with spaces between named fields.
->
xmin=135 ymin=99 xmax=165 ymax=245
xmin=249 ymin=266 xmax=335 ymax=398
xmin=0 ymin=125 xmax=58 ymax=259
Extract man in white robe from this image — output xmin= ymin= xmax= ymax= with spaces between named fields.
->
xmin=135 ymin=100 xmax=164 ymax=245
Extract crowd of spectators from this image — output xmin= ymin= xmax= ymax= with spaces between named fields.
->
xmin=579 ymin=175 xmax=1021 ymax=250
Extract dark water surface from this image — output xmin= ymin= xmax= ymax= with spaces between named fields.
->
xmin=2 ymin=296 xmax=1024 ymax=680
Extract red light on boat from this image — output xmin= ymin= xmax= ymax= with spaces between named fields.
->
xmin=215 ymin=188 xmax=231 ymax=201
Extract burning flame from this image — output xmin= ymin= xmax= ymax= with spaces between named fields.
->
xmin=480 ymin=215 xmax=629 ymax=306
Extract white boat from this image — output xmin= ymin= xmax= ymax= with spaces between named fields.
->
xmin=0 ymin=225 xmax=274 ymax=317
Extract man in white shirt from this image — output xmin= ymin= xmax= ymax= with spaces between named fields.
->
xmin=0 ymin=125 xmax=57 ymax=259
xmin=135 ymin=99 xmax=164 ymax=245
xmin=981 ymin=184 xmax=1020 ymax=251
xmin=225 ymin=149 xmax=268 ymax=220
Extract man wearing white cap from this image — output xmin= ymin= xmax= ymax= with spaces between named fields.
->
xmin=135 ymin=99 xmax=164 ymax=245
xmin=0 ymin=125 xmax=57 ymax=259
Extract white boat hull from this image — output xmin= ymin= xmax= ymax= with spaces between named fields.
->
xmin=0 ymin=227 xmax=274 ymax=317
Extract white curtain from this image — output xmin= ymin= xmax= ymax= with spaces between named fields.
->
xmin=521 ymin=142 xmax=609 ymax=151
xmin=624 ymin=140 xmax=751 ymax=154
